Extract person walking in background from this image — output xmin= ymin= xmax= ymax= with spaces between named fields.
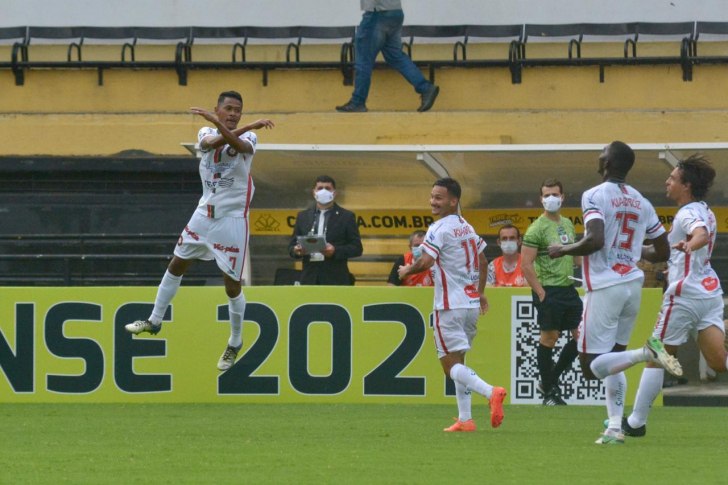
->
xmin=336 ymin=0 xmax=440 ymax=113
xmin=521 ymin=179 xmax=582 ymax=405
xmin=398 ymin=178 xmax=506 ymax=432
xmin=387 ymin=230 xmax=433 ymax=286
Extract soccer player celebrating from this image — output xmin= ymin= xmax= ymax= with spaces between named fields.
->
xmin=548 ymin=141 xmax=681 ymax=444
xmin=399 ymin=178 xmax=507 ymax=432
xmin=623 ymin=154 xmax=725 ymax=438
xmin=124 ymin=91 xmax=274 ymax=371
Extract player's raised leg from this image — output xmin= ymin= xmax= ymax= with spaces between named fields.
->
xmin=126 ymin=256 xmax=193 ymax=335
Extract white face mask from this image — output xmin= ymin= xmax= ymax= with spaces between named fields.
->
xmin=500 ymin=241 xmax=518 ymax=255
xmin=315 ymin=188 xmax=334 ymax=204
xmin=411 ymin=245 xmax=422 ymax=259
xmin=542 ymin=195 xmax=562 ymax=213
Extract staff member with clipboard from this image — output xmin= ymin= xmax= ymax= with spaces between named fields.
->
xmin=289 ymin=175 xmax=363 ymax=285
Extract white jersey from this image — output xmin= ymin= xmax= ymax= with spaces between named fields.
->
xmin=581 ymin=181 xmax=665 ymax=291
xmin=196 ymin=127 xmax=257 ymax=219
xmin=665 ymin=201 xmax=722 ymax=299
xmin=421 ymin=214 xmax=486 ymax=310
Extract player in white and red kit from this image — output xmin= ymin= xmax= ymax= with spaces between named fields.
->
xmin=548 ymin=141 xmax=681 ymax=445
xmin=398 ymin=178 xmax=507 ymax=432
xmin=622 ymin=154 xmax=726 ymax=438
xmin=125 ymin=91 xmax=274 ymax=371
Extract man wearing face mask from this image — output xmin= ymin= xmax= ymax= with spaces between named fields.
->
xmin=387 ymin=230 xmax=433 ymax=286
xmin=521 ymin=179 xmax=582 ymax=405
xmin=486 ymin=224 xmax=525 ymax=287
xmin=288 ymin=175 xmax=363 ymax=285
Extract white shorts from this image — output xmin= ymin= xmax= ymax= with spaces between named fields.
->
xmin=433 ymin=308 xmax=479 ymax=359
xmin=578 ymin=279 xmax=643 ymax=355
xmin=653 ymin=294 xmax=725 ymax=346
xmin=173 ymin=211 xmax=249 ymax=281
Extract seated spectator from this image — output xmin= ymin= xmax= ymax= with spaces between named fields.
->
xmin=486 ymin=224 xmax=526 ymax=287
xmin=387 ymin=230 xmax=433 ymax=287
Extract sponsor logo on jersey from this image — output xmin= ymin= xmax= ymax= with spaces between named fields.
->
xmin=701 ymin=277 xmax=719 ymax=291
xmin=464 ymin=284 xmax=480 ymax=299
xmin=213 ymin=243 xmax=240 ymax=254
xmin=184 ymin=225 xmax=199 ymax=241
xmin=205 ymin=177 xmax=235 ymax=189
xmin=611 ymin=263 xmax=633 ymax=275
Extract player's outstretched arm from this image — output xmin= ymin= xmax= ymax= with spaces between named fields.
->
xmin=548 ymin=219 xmax=604 ymax=258
xmin=191 ymin=107 xmax=252 ymax=154
xmin=672 ymin=226 xmax=709 ymax=255
xmin=201 ymin=119 xmax=275 ymax=151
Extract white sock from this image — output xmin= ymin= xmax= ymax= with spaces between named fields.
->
xmin=450 ymin=363 xmax=493 ymax=399
xmin=149 ymin=270 xmax=182 ymax=325
xmin=455 ymin=382 xmax=472 ymax=422
xmin=628 ymin=368 xmax=664 ymax=428
xmin=605 ymin=372 xmax=627 ymax=430
xmin=590 ymin=349 xmax=648 ymax=379
xmin=228 ymin=292 xmax=246 ymax=348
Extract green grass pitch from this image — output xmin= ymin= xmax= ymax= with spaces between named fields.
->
xmin=1 ymin=403 xmax=725 ymax=484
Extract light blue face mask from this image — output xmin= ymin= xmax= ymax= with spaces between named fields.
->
xmin=411 ymin=245 xmax=422 ymax=259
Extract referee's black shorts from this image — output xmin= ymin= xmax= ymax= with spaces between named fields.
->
xmin=532 ymin=285 xmax=583 ymax=332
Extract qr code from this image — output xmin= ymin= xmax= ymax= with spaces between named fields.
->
xmin=511 ymin=295 xmax=604 ymax=405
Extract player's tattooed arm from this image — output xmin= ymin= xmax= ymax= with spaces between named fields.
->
xmin=549 ymin=219 xmax=604 ymax=258
xmin=641 ymin=232 xmax=670 ymax=262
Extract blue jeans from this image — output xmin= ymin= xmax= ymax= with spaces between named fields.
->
xmin=350 ymin=9 xmax=430 ymax=105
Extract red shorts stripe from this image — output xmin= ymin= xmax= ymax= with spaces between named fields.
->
xmin=435 ymin=310 xmax=449 ymax=354
xmin=659 ymin=296 xmax=675 ymax=341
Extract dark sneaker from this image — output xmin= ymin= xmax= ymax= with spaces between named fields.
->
xmin=336 ymin=101 xmax=368 ymax=113
xmin=543 ymin=388 xmax=567 ymax=405
xmin=418 ymin=84 xmax=440 ymax=112
xmin=217 ymin=343 xmax=243 ymax=371
xmin=622 ymin=416 xmax=646 ymax=437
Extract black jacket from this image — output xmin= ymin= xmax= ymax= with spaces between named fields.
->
xmin=288 ymin=203 xmax=363 ymax=285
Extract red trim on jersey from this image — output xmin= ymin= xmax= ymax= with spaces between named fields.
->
xmin=207 ymin=204 xmax=212 ymax=218
xmin=619 ymin=184 xmax=629 ymax=195
xmin=238 ymin=220 xmax=249 ymax=283
xmin=675 ymin=235 xmax=692 ymax=296
xmin=243 ymin=174 xmax=252 ymax=219
xmin=581 ymin=298 xmax=589 ymax=353
xmin=583 ymin=254 xmax=592 ymax=291
xmin=435 ymin=310 xmax=449 ymax=354
xmin=213 ymin=147 xmax=223 ymax=163
xmin=659 ymin=296 xmax=675 ymax=341
xmin=435 ymin=258 xmax=449 ymax=310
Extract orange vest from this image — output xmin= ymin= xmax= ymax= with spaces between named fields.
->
xmin=492 ymin=255 xmax=526 ymax=287
xmin=403 ymin=252 xmax=434 ymax=287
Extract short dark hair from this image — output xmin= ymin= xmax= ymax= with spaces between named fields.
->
xmin=314 ymin=175 xmax=336 ymax=189
xmin=409 ymin=230 xmax=427 ymax=246
xmin=498 ymin=224 xmax=521 ymax=240
xmin=677 ymin=154 xmax=716 ymax=200
xmin=433 ymin=177 xmax=461 ymax=200
xmin=607 ymin=141 xmax=635 ymax=175
xmin=541 ymin=178 xmax=563 ymax=196
xmin=217 ymin=91 xmax=243 ymax=106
